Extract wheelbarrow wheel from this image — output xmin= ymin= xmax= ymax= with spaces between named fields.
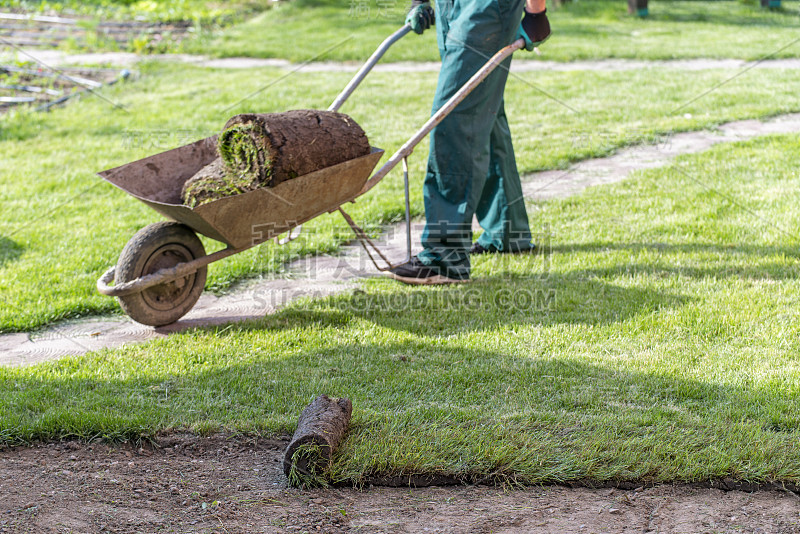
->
xmin=115 ymin=222 xmax=207 ymax=327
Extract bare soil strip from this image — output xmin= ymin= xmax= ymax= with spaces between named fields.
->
xmin=0 ymin=12 xmax=193 ymax=50
xmin=1 ymin=435 xmax=799 ymax=533
xmin=0 ymin=65 xmax=124 ymax=115
xmin=3 ymin=113 xmax=800 ymax=365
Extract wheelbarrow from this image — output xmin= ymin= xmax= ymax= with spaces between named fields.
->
xmin=97 ymin=25 xmax=526 ymax=327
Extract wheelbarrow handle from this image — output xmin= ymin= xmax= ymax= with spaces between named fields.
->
xmin=328 ymin=25 xmax=413 ymax=113
xmin=359 ymin=38 xmax=526 ymax=196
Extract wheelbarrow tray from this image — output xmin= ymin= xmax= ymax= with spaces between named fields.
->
xmin=99 ymin=136 xmax=385 ymax=249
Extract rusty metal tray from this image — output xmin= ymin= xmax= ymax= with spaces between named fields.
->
xmin=100 ymin=137 xmax=384 ymax=249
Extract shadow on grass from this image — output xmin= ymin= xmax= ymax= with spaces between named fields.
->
xmin=0 ymin=236 xmax=23 ymax=268
xmin=237 ymin=270 xmax=690 ymax=337
xmin=166 ymin=238 xmax=797 ymax=338
xmin=551 ymin=241 xmax=800 ymax=280
xmin=219 ymin=238 xmax=799 ymax=337
xmin=2 ymin=341 xmax=798 ymax=484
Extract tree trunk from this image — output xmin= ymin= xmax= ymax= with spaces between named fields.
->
xmin=283 ymin=395 xmax=353 ymax=479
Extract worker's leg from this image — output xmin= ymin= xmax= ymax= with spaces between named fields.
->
xmin=417 ymin=0 xmax=525 ymax=280
xmin=474 ymin=101 xmax=533 ymax=252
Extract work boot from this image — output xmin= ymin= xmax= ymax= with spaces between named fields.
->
xmin=388 ymin=256 xmax=469 ymax=285
xmin=470 ymin=242 xmax=537 ymax=255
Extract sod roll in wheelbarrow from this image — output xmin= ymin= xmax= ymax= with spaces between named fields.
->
xmin=181 ymin=110 xmax=371 ymax=207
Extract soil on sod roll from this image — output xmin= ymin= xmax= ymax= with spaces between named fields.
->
xmin=181 ymin=110 xmax=370 ymax=208
xmin=284 ymin=395 xmax=353 ymax=482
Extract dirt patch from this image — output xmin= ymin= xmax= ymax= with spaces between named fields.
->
xmin=0 ymin=64 xmax=126 ymax=115
xmin=0 ymin=11 xmax=193 ymax=51
xmin=1 ymin=434 xmax=798 ymax=533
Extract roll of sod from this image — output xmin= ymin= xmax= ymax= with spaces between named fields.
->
xmin=180 ymin=159 xmax=251 ymax=208
xmin=283 ymin=395 xmax=353 ymax=485
xmin=219 ymin=109 xmax=370 ymax=187
xmin=181 ymin=109 xmax=371 ymax=207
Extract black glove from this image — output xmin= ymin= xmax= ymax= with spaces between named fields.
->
xmin=519 ymin=8 xmax=550 ymax=50
xmin=406 ymin=0 xmax=435 ymax=34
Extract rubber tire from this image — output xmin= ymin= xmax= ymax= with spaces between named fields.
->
xmin=115 ymin=222 xmax=207 ymax=327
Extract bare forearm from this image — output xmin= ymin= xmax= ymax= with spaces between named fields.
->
xmin=526 ymin=0 xmax=546 ymax=13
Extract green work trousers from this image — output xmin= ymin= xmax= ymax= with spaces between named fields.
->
xmin=417 ymin=0 xmax=532 ymax=280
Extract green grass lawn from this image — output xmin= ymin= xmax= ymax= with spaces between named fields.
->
xmin=0 ymin=0 xmax=264 ymax=22
xmin=187 ymin=0 xmax=800 ymax=62
xmin=2 ymin=0 xmax=799 ymax=490
xmin=2 ymin=62 xmax=800 ymax=332
xmin=1 ymin=133 xmax=799 ymax=486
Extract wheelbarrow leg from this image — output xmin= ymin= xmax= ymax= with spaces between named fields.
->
xmin=402 ymin=156 xmax=412 ymax=264
xmin=338 ymin=156 xmax=413 ymax=271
